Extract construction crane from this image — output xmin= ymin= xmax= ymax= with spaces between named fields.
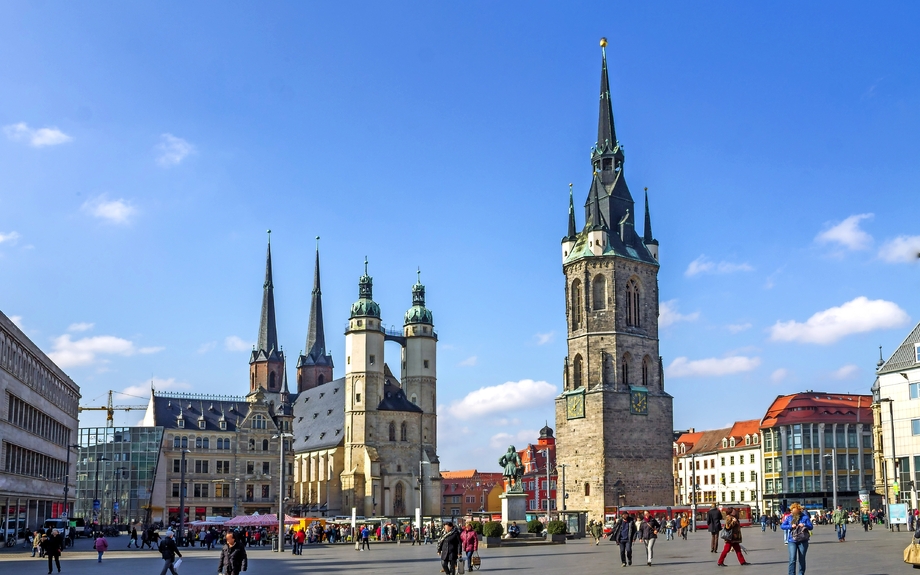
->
xmin=78 ymin=390 xmax=148 ymax=427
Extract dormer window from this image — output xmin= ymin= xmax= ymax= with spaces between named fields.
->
xmin=177 ymin=418 xmax=185 ymax=428
xmin=721 ymin=438 xmax=727 ymax=448
xmin=199 ymin=419 xmax=206 ymax=430
xmin=753 ymin=434 xmax=759 ymax=444
xmin=219 ymin=420 xmax=227 ymax=431
xmin=729 ymin=438 xmax=736 ymax=447
xmin=744 ymin=435 xmax=751 ymax=445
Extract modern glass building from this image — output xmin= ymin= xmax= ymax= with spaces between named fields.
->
xmin=74 ymin=427 xmax=163 ymax=527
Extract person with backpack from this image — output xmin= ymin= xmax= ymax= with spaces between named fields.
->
xmin=637 ymin=511 xmax=660 ymax=566
xmin=158 ymin=531 xmax=182 ymax=575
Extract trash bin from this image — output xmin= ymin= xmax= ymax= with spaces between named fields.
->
xmin=271 ymin=536 xmax=278 ymax=551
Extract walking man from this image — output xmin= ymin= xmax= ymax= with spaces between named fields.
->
xmin=707 ymin=503 xmax=723 ymax=553
xmin=612 ymin=511 xmax=636 ymax=567
xmin=158 ymin=531 xmax=182 ymax=575
xmin=437 ymin=522 xmax=461 ymax=575
xmin=41 ymin=529 xmax=63 ymax=574
xmin=128 ymin=526 xmax=139 ymax=548
xmin=218 ymin=530 xmax=248 ymax=575
xmin=832 ymin=504 xmax=847 ymax=542
xmin=637 ymin=511 xmax=659 ymax=566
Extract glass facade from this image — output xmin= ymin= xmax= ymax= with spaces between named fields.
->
xmin=74 ymin=427 xmax=163 ymax=527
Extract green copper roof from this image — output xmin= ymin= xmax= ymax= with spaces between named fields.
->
xmin=350 ymin=258 xmax=381 ymax=319
xmin=404 ymin=271 xmax=433 ymax=325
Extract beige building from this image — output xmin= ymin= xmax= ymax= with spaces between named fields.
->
xmin=0 ymin=310 xmax=81 ymax=535
xmin=554 ymin=39 xmax=673 ymax=521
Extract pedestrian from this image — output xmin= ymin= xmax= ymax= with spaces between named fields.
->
xmin=707 ymin=503 xmax=723 ymax=553
xmin=460 ymin=523 xmax=478 ymax=573
xmin=31 ymin=531 xmax=41 ymax=557
xmin=664 ymin=516 xmax=675 ymax=541
xmin=41 ymin=529 xmax=63 ymax=574
xmin=716 ymin=508 xmax=750 ymax=567
xmin=637 ymin=511 xmax=660 ymax=566
xmin=781 ymin=503 xmax=812 ymax=575
xmin=437 ymin=522 xmax=461 ymax=575
xmin=94 ymin=533 xmax=108 ymax=563
xmin=218 ymin=530 xmax=248 ymax=575
xmin=128 ymin=526 xmax=138 ymax=548
xmin=679 ymin=513 xmax=689 ymax=540
xmin=760 ymin=513 xmax=768 ymax=532
xmin=360 ymin=525 xmax=371 ymax=550
xmin=611 ymin=511 xmax=636 ymax=567
xmin=295 ymin=528 xmax=306 ymax=555
xmin=832 ymin=504 xmax=847 ymax=542
xmin=158 ymin=531 xmax=182 ymax=575
xmin=589 ymin=520 xmax=603 ymax=545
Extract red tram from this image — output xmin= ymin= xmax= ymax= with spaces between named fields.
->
xmin=608 ymin=504 xmax=753 ymax=529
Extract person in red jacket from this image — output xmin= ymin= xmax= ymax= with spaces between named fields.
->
xmin=459 ymin=523 xmax=479 ymax=573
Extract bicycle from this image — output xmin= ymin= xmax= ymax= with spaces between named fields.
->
xmin=5 ymin=534 xmax=16 ymax=548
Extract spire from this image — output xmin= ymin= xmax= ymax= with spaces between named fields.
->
xmin=304 ymin=237 xmax=328 ymax=363
xmin=257 ymin=230 xmax=279 ymax=353
xmin=596 ymin=37 xmax=617 ymax=153
xmin=567 ymin=183 xmax=577 ymax=240
xmin=643 ymin=188 xmax=657 ymax=244
xmin=590 ymin=172 xmax=606 ymax=231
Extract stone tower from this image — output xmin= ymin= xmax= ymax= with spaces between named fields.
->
xmin=250 ymin=231 xmax=285 ymax=395
xmin=296 ymin=240 xmax=334 ymax=392
xmin=554 ymin=39 xmax=674 ymax=520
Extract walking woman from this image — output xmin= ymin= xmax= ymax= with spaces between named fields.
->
xmin=717 ymin=508 xmax=750 ymax=567
xmin=782 ymin=503 xmax=813 ymax=575
xmin=94 ymin=532 xmax=108 ymax=563
xmin=460 ymin=523 xmax=478 ymax=573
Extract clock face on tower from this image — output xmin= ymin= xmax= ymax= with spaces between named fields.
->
xmin=566 ymin=393 xmax=585 ymax=419
xmin=630 ymin=389 xmax=648 ymax=415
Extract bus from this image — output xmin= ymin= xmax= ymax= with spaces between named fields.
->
xmin=608 ymin=505 xmax=753 ymax=530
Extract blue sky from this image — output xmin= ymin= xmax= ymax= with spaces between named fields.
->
xmin=2 ymin=2 xmax=919 ymax=471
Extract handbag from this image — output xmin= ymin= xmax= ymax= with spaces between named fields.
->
xmin=719 ymin=528 xmax=733 ymax=541
xmin=471 ymin=551 xmax=481 ymax=566
xmin=905 ymin=538 xmax=920 ymax=565
xmin=458 ymin=557 xmax=465 ymax=574
xmin=173 ymin=558 xmax=182 ymax=570
xmin=790 ymin=524 xmax=810 ymax=543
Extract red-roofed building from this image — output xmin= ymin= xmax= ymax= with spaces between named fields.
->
xmin=518 ymin=425 xmax=558 ymax=515
xmin=760 ymin=391 xmax=877 ymax=513
xmin=440 ymin=470 xmax=503 ymax=517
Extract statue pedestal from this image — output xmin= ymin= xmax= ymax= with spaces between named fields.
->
xmin=499 ymin=492 xmax=528 ymax=533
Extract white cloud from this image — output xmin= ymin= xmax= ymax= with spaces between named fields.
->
xmin=447 ymin=379 xmax=558 ymax=420
xmin=67 ymin=322 xmax=94 ymax=332
xmin=82 ymin=195 xmax=137 ymax=224
xmin=831 ymin=364 xmax=860 ymax=380
xmin=0 ymin=231 xmax=21 ymax=245
xmin=816 ymin=213 xmax=873 ymax=251
xmin=225 ymin=336 xmax=252 ymax=352
xmin=156 ymin=133 xmax=195 ymax=167
xmin=666 ymin=356 xmax=761 ymax=378
xmin=769 ymin=296 xmax=910 ymax=345
xmin=770 ymin=368 xmax=789 ymax=383
xmin=458 ymin=355 xmax=478 ymax=367
xmin=879 ymin=235 xmax=920 ymax=264
xmin=47 ymin=334 xmax=163 ymax=368
xmin=727 ymin=322 xmax=753 ymax=334
xmin=685 ymin=255 xmax=754 ymax=277
xmin=489 ymin=429 xmax=540 ymax=450
xmin=4 ymin=122 xmax=73 ymax=147
xmin=9 ymin=316 xmax=24 ymax=329
xmin=198 ymin=341 xmax=217 ymax=354
xmin=122 ymin=377 xmax=190 ymax=399
xmin=659 ymin=299 xmax=700 ymax=328
xmin=534 ymin=332 xmax=554 ymax=346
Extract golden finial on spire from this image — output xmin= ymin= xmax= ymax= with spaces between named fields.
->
xmin=600 ymin=37 xmax=608 ymax=48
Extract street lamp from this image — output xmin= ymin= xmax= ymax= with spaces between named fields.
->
xmin=558 ymin=464 xmax=568 ymax=511
xmin=543 ymin=448 xmax=552 ymax=523
xmin=824 ymin=449 xmax=838 ymax=510
xmin=113 ymin=467 xmax=127 ymax=525
xmin=178 ymin=449 xmax=190 ymax=546
xmin=62 ymin=443 xmax=80 ymax=520
xmin=878 ymin=397 xmax=896 ymax=531
xmin=272 ymin=432 xmax=294 ymax=552
xmin=93 ymin=456 xmax=109 ymax=528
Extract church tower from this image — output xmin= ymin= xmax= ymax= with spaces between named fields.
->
xmin=296 ymin=239 xmax=334 ymax=392
xmin=250 ymin=231 xmax=285 ymax=395
xmin=555 ymin=39 xmax=673 ymax=519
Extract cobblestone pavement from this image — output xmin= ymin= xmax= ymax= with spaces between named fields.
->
xmin=0 ymin=525 xmax=913 ymax=574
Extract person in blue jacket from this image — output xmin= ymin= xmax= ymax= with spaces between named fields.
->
xmin=781 ymin=503 xmax=813 ymax=575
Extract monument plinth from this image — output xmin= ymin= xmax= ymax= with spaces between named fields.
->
xmin=499 ymin=491 xmax=527 ymax=532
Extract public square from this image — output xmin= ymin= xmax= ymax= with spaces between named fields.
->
xmin=0 ymin=525 xmax=912 ymax=575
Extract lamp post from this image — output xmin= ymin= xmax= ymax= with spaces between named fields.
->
xmin=690 ymin=453 xmax=697 ymax=532
xmin=824 ymin=448 xmax=838 ymax=510
xmin=272 ymin=432 xmax=293 ymax=552
xmin=178 ymin=449 xmax=190 ymax=546
xmin=879 ymin=397 xmax=896 ymax=530
xmin=558 ymin=464 xmax=568 ymax=511
xmin=113 ymin=467 xmax=127 ymax=525
xmin=543 ymin=448 xmax=552 ymax=523
xmin=62 ymin=443 xmax=80 ymax=520
xmin=93 ymin=456 xmax=109 ymax=528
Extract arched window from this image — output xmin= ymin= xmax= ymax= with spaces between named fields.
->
xmin=626 ymin=279 xmax=640 ymax=327
xmin=262 ymin=439 xmax=269 ymax=451
xmin=642 ymin=356 xmax=650 ymax=386
xmin=584 ymin=483 xmax=591 ymax=496
xmin=571 ymin=279 xmax=583 ymax=330
xmin=317 ymin=374 xmax=325 ymax=386
xmin=389 ymin=422 xmax=396 ymax=441
xmin=394 ymin=483 xmax=405 ymax=516
xmin=573 ymin=355 xmax=583 ymax=389
xmin=180 ymin=436 xmax=188 ymax=449
xmin=592 ymin=274 xmax=607 ymax=310
xmin=195 ymin=437 xmax=202 ymax=449
xmin=173 ymin=436 xmax=180 ymax=449
xmin=621 ymin=353 xmax=630 ymax=385
xmin=400 ymin=422 xmax=408 ymax=442
xmin=269 ymin=371 xmax=276 ymax=389
xmin=249 ymin=439 xmax=255 ymax=451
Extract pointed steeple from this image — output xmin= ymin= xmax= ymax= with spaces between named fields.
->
xmin=257 ymin=230 xmax=279 ymax=354
xmin=590 ymin=172 xmax=607 ymax=231
xmin=596 ymin=37 xmax=617 ymax=153
xmin=643 ymin=189 xmax=656 ymax=244
xmin=304 ymin=237 xmax=330 ymax=363
xmin=566 ymin=183 xmax=577 ymax=240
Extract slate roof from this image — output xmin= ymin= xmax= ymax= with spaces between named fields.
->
xmin=254 ymin=237 xmax=280 ymax=359
xmin=878 ymin=321 xmax=920 ymax=375
xmin=298 ymin=247 xmax=334 ymax=369
xmin=377 ymin=365 xmax=422 ymax=413
xmin=150 ymin=392 xmax=251 ymax=432
xmin=760 ymin=392 xmax=872 ymax=429
xmin=291 ymin=377 xmax=346 ymax=452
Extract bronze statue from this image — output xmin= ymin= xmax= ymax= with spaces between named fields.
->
xmin=499 ymin=445 xmax=524 ymax=492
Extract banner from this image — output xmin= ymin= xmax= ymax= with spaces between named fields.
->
xmin=891 ymin=503 xmax=909 ymax=525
